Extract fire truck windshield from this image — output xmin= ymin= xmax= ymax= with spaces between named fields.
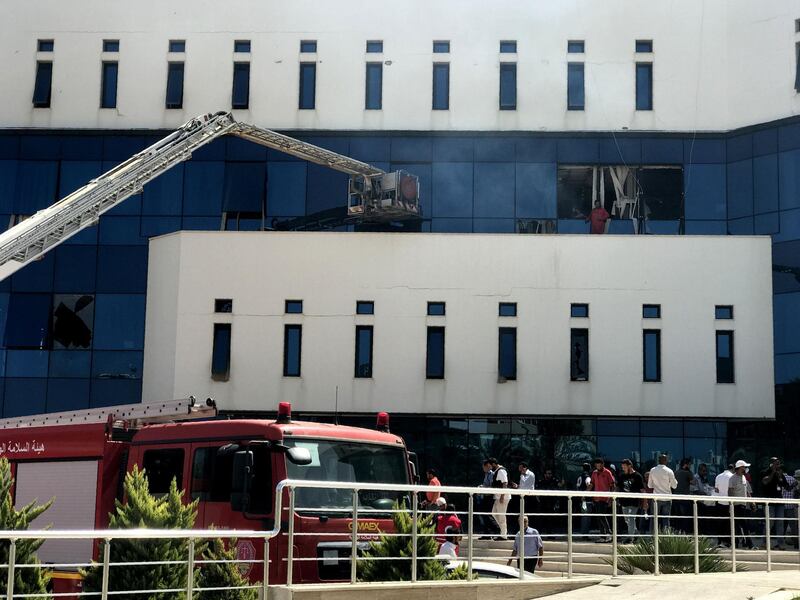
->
xmin=283 ymin=438 xmax=409 ymax=514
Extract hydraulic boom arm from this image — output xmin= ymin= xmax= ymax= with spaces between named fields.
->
xmin=0 ymin=112 xmax=419 ymax=281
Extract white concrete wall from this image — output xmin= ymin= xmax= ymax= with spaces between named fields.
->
xmin=1 ymin=0 xmax=798 ymax=131
xmin=142 ymin=231 xmax=775 ymax=419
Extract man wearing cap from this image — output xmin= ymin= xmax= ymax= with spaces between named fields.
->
xmin=729 ymin=459 xmax=756 ymax=549
xmin=761 ymin=456 xmax=795 ymax=550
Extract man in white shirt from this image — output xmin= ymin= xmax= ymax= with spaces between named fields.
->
xmin=513 ymin=462 xmax=536 ymax=491
xmin=647 ymin=454 xmax=678 ymax=529
xmin=713 ymin=464 xmax=735 ymax=547
xmin=489 ymin=457 xmax=511 ymax=539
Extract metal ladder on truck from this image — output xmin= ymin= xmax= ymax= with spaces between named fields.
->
xmin=0 ymin=111 xmax=420 ymax=282
xmin=0 ymin=396 xmax=217 ymax=429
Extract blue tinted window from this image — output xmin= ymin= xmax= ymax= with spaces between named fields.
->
xmin=5 ymin=293 xmax=50 ymax=349
xmin=498 ymin=327 xmax=516 ymax=380
xmin=15 ymin=160 xmax=58 ymax=213
xmin=38 ymin=40 xmax=54 ymax=52
xmin=99 ymin=216 xmax=144 ymax=245
xmin=365 ymin=62 xmax=382 ymax=110
xmin=223 ymin=162 xmax=265 ymax=212
xmin=48 ymin=350 xmax=91 ymax=378
xmin=499 ymin=63 xmax=516 ymax=110
xmin=427 ymin=301 xmax=445 ymax=316
xmin=93 ymin=294 xmax=145 ymax=350
xmin=515 ymin=164 xmax=557 ymax=218
xmin=91 ymin=350 xmax=143 ymax=379
xmin=796 ymin=42 xmax=800 ymax=92
xmin=4 ymin=379 xmax=46 ymax=417
xmin=234 ymin=40 xmax=251 ymax=53
xmin=97 ymin=246 xmax=147 ymax=293
xmin=635 ymin=40 xmax=653 ymax=53
xmin=426 ymin=326 xmax=445 ymax=378
xmin=140 ymin=216 xmax=180 ymax=238
xmin=59 ymin=160 xmax=102 ymax=198
xmin=597 ymin=419 xmax=640 ymax=436
xmin=285 ymin=299 xmax=303 ymax=314
xmin=283 ymin=324 xmax=302 ymax=377
xmin=299 ymin=63 xmax=316 ymax=109
xmin=753 ymin=155 xmax=778 ymax=214
xmin=354 ymin=325 xmax=373 ymax=378
xmin=142 ymin=163 xmax=183 ymax=215
xmin=12 ymin=251 xmax=54 ymax=292
xmin=716 ymin=330 xmax=734 ymax=383
xmin=183 ymin=161 xmax=224 ymax=215
xmin=570 ymin=328 xmax=589 ymax=381
xmin=366 ymin=41 xmax=383 ymax=53
xmin=90 ymin=379 xmax=141 ymax=408
xmin=168 ymin=40 xmax=185 ymax=53
xmin=499 ymin=302 xmax=517 ymax=317
xmin=266 ymin=162 xmax=306 ymax=217
xmin=432 ymin=162 xmax=472 ymax=217
xmin=103 ymin=40 xmax=119 ymax=52
xmin=33 ymin=62 xmax=53 ymax=107
xmin=474 ymin=162 xmax=514 ymax=218
xmin=568 ymin=63 xmax=584 ymax=110
xmin=6 ymin=350 xmax=49 ymax=377
xmin=47 ymin=378 xmax=90 ymax=412
xmin=635 ymin=63 xmax=652 ymax=110
xmin=643 ymin=330 xmax=661 ymax=382
xmin=684 ymin=164 xmax=726 ymax=220
xmin=643 ymin=304 xmax=661 ymax=318
xmin=211 ymin=323 xmax=231 ymax=380
xmin=232 ymin=62 xmax=250 ymax=109
xmin=101 ymin=62 xmax=118 ymax=108
xmin=567 ymin=40 xmax=584 ymax=53
xmin=570 ymin=303 xmax=588 ymax=318
xmin=500 ymin=41 xmax=517 ymax=53
xmin=300 ymin=40 xmax=317 ymax=53
xmin=433 ymin=41 xmax=450 ymax=53
xmin=715 ymin=305 xmax=733 ymax=319
xmin=165 ymin=62 xmax=184 ymax=108
xmin=356 ymin=301 xmax=374 ymax=315
xmin=432 ymin=63 xmax=449 ymax=110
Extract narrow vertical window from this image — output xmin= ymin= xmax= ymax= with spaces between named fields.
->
xmin=232 ymin=62 xmax=250 ymax=109
xmin=636 ymin=62 xmax=653 ymax=110
xmin=568 ymin=63 xmax=585 ymax=110
xmin=283 ymin=324 xmax=302 ymax=377
xmin=211 ymin=323 xmax=231 ymax=381
xmin=716 ymin=331 xmax=734 ymax=383
xmin=499 ymin=63 xmax=517 ymax=110
xmin=365 ymin=62 xmax=383 ymax=110
xmin=432 ymin=63 xmax=450 ymax=110
xmin=426 ymin=326 xmax=445 ymax=379
xmin=100 ymin=62 xmax=118 ymax=109
xmin=570 ymin=328 xmax=589 ymax=381
xmin=33 ymin=62 xmax=53 ymax=108
xmin=299 ymin=63 xmax=316 ymax=109
xmin=643 ymin=329 xmax=661 ymax=382
xmin=795 ymin=42 xmax=800 ymax=92
xmin=498 ymin=327 xmax=517 ymax=381
xmin=165 ymin=62 xmax=184 ymax=109
xmin=354 ymin=325 xmax=374 ymax=378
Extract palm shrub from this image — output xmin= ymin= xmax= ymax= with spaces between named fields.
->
xmin=610 ymin=528 xmax=735 ymax=574
xmin=358 ymin=501 xmax=468 ymax=582
xmin=0 ymin=457 xmax=53 ymax=598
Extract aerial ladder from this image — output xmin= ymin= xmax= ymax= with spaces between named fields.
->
xmin=0 ymin=111 xmax=420 ymax=281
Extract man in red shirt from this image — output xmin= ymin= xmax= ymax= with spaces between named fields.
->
xmin=585 ymin=200 xmax=610 ymax=234
xmin=588 ymin=458 xmax=615 ymax=542
xmin=422 ymin=468 xmax=441 ymax=508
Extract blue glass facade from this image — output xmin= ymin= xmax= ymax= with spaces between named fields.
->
xmin=0 ymin=118 xmax=799 ymax=425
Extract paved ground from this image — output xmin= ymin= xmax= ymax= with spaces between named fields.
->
xmin=544 ymin=572 xmax=800 ymax=600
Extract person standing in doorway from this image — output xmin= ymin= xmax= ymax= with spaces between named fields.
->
xmin=586 ymin=200 xmax=610 ymax=234
xmin=489 ymin=457 xmax=511 ymax=539
xmin=617 ymin=459 xmax=645 ymax=543
xmin=588 ymin=458 xmax=615 ymax=542
xmin=648 ymin=454 xmax=678 ymax=530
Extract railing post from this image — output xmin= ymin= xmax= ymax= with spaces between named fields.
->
xmin=518 ymin=495 xmax=525 ymax=580
xmin=567 ymin=494 xmax=573 ymax=579
xmin=350 ymin=489 xmax=359 ymax=584
xmin=6 ymin=539 xmax=15 ymax=600
xmin=692 ymin=500 xmax=700 ymax=575
xmin=186 ymin=539 xmax=195 ymax=600
xmin=729 ymin=502 xmax=737 ymax=573
xmin=766 ymin=503 xmax=772 ymax=573
xmin=101 ymin=538 xmax=111 ymax=600
xmin=411 ymin=491 xmax=418 ymax=583
xmin=287 ymin=487 xmax=295 ymax=586
xmin=262 ymin=538 xmax=270 ymax=600
xmin=653 ymin=499 xmax=660 ymax=576
xmin=467 ymin=494 xmax=474 ymax=580
xmin=611 ymin=498 xmax=618 ymax=577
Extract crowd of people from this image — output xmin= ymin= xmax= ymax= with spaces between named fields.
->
xmin=422 ymin=454 xmax=800 ymax=568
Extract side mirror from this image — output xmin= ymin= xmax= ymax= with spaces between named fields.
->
xmin=286 ymin=446 xmax=313 ymax=466
xmin=231 ymin=450 xmax=254 ymax=512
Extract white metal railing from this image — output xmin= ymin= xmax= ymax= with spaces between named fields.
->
xmin=0 ymin=480 xmax=797 ymax=598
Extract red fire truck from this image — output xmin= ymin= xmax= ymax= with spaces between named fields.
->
xmin=1 ymin=397 xmax=413 ymax=591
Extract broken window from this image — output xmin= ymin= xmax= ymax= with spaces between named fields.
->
xmin=557 ymin=165 xmax=683 ymax=233
xmin=52 ymin=294 xmax=94 ymax=350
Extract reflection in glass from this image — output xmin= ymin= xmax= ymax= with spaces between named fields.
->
xmin=354 ymin=325 xmax=373 ymax=378
xmin=570 ymin=328 xmax=589 ymax=381
xmin=284 ymin=324 xmax=302 ymax=377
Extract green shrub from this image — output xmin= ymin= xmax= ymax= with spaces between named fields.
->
xmin=610 ymin=528 xmax=735 ymax=574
